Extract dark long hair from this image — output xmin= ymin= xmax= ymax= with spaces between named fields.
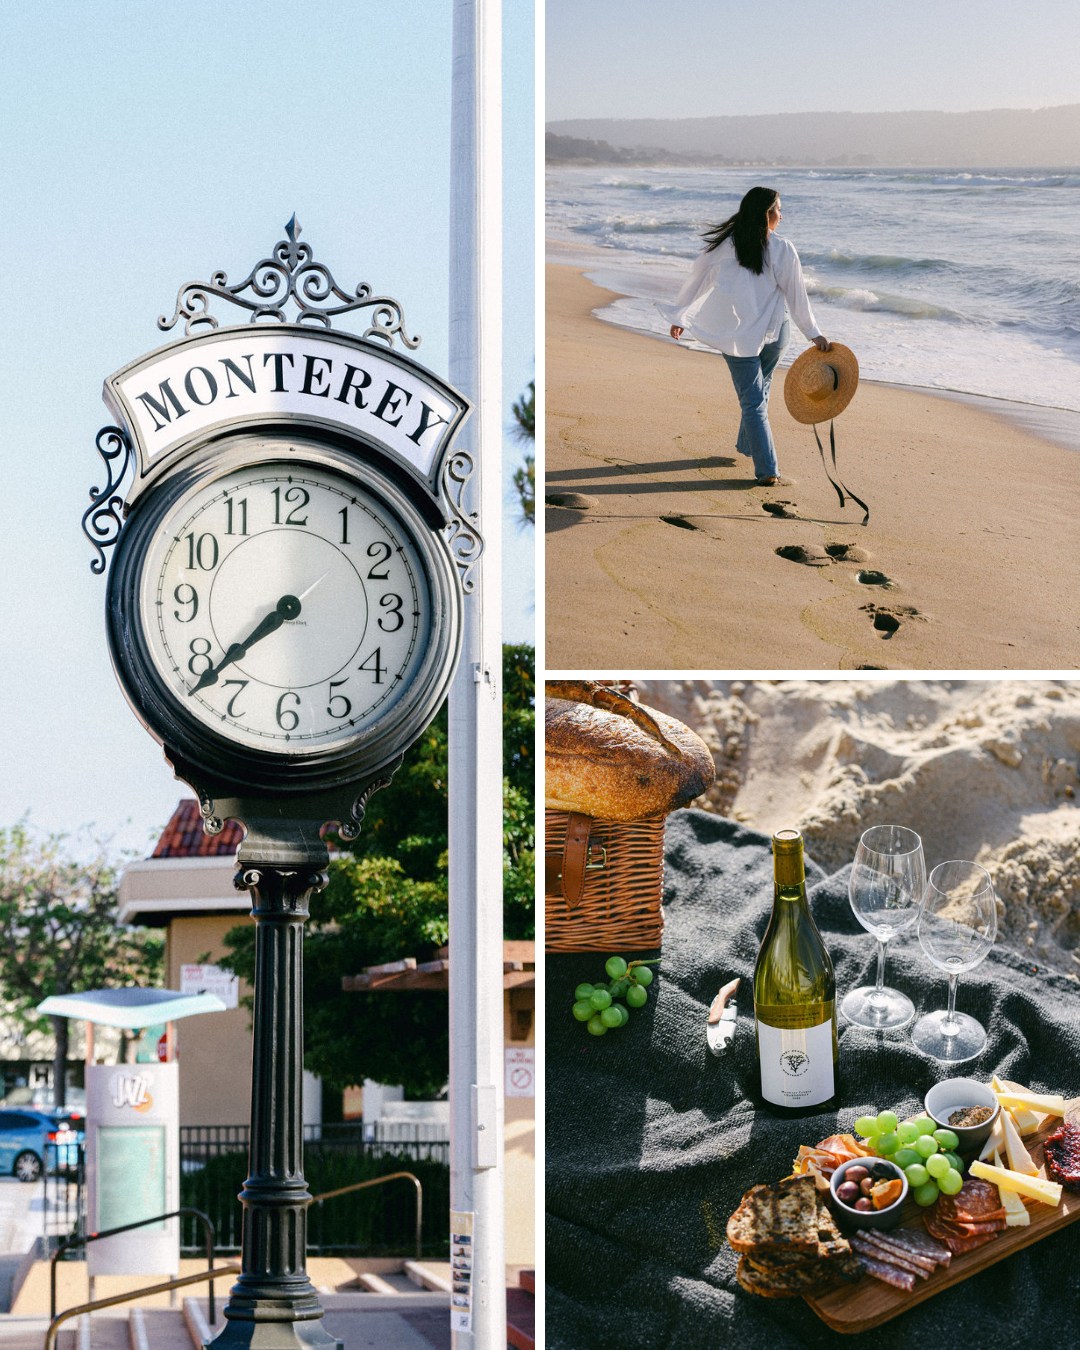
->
xmin=702 ymin=186 xmax=778 ymax=274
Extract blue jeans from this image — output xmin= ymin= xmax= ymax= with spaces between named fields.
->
xmin=722 ymin=320 xmax=789 ymax=479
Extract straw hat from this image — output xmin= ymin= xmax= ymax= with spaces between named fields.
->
xmin=784 ymin=343 xmax=859 ymax=424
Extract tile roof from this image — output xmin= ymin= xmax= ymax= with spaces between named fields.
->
xmin=151 ymin=799 xmax=244 ymax=858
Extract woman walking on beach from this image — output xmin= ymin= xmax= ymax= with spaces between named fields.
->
xmin=662 ymin=186 xmax=830 ymax=486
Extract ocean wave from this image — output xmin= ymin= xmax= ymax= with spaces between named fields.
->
xmin=803 ymin=248 xmax=952 ymax=274
xmin=805 ymin=279 xmax=967 ymax=322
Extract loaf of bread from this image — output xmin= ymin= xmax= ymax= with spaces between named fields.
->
xmin=545 ymin=681 xmax=714 ymax=821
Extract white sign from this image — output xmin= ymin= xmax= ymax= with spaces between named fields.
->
xmin=106 ymin=327 xmax=468 ymax=486
xmin=504 ymin=1047 xmax=535 ymax=1098
xmin=180 ymin=963 xmax=239 ymax=1009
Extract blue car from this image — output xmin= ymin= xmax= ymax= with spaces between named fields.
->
xmin=0 ymin=1108 xmax=82 ymax=1182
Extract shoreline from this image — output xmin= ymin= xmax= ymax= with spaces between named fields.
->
xmin=545 ymin=260 xmax=1080 ymax=671
xmin=546 ymin=238 xmax=1080 ymax=453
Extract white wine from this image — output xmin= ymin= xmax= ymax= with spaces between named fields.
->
xmin=754 ymin=829 xmax=838 ymax=1113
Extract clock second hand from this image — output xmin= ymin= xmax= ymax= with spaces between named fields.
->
xmin=188 ymin=572 xmax=330 ymax=696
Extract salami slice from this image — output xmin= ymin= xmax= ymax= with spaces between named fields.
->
xmin=849 ymin=1233 xmax=932 ymax=1279
xmin=941 ymin=1228 xmax=1001 ymax=1256
xmin=858 ymin=1253 xmax=917 ymax=1292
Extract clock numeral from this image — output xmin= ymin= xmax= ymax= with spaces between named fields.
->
xmin=184 ymin=532 xmax=219 ymax=571
xmin=338 ymin=506 xmax=349 ymax=545
xmin=225 ymin=497 xmax=248 ymax=535
xmin=222 ymin=679 xmax=249 ymax=719
xmin=173 ymin=583 xmax=199 ymax=623
xmin=358 ymin=647 xmax=385 ymax=684
xmin=272 ymin=486 xmax=310 ymax=526
xmin=276 ymin=691 xmax=301 ymax=731
xmin=187 ymin=636 xmax=214 ymax=676
xmin=377 ymin=593 xmax=404 ymax=632
xmin=366 ymin=541 xmax=391 ymax=580
xmin=327 ymin=680 xmax=352 ymax=720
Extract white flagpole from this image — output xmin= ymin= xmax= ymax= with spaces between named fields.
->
xmin=448 ymin=1 xmax=506 ymax=1347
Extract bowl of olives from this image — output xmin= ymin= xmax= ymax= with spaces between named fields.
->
xmin=829 ymin=1157 xmax=908 ymax=1230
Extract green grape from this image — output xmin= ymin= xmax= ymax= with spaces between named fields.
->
xmin=589 ymin=989 xmax=612 ymax=1011
xmin=926 ymin=1153 xmax=950 ymax=1180
xmin=610 ymin=979 xmax=630 ymax=999
xmin=913 ymin=1180 xmax=940 ymax=1207
xmin=904 ymin=1163 xmax=929 ymax=1188
xmin=893 ymin=1148 xmax=921 ymax=1170
xmin=876 ymin=1132 xmax=899 ymax=1156
xmin=912 ymin=1116 xmax=937 ymax=1136
xmin=605 ymin=956 xmax=628 ymax=980
xmin=572 ymin=999 xmax=594 ymax=1022
xmin=613 ymin=1003 xmax=630 ymax=1026
xmin=938 ymin=1168 xmax=964 ymax=1196
xmin=933 ymin=1128 xmax=960 ymax=1151
xmin=914 ymin=1135 xmax=940 ymax=1158
xmin=630 ymin=965 xmax=655 ymax=987
xmin=943 ymin=1152 xmax=964 ymax=1174
xmin=876 ymin=1110 xmax=899 ymax=1135
xmin=586 ymin=1015 xmax=607 ymax=1036
xmin=626 ymin=984 xmax=648 ymax=1009
xmin=574 ymin=983 xmax=595 ymax=1001
xmin=600 ymin=1006 xmax=623 ymax=1028
xmin=853 ymin=1115 xmax=879 ymax=1138
xmin=896 ymin=1122 xmax=919 ymax=1146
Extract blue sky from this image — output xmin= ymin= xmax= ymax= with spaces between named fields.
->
xmin=547 ymin=0 xmax=1080 ymax=119
xmin=0 ymin=1 xmax=534 ymax=853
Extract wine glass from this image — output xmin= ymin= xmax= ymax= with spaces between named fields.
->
xmin=911 ymin=861 xmax=997 ymax=1062
xmin=841 ymin=825 xmax=926 ymax=1030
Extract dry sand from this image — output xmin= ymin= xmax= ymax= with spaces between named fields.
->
xmin=640 ymin=679 xmax=1080 ymax=976
xmin=546 ymin=264 xmax=1080 ymax=671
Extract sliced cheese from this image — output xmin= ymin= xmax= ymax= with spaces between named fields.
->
xmin=978 ymin=1112 xmax=1007 ymax=1162
xmin=995 ymin=1089 xmax=1066 ymax=1118
xmin=1011 ymin=1105 xmax=1043 ymax=1136
xmin=988 ymin=1156 xmax=1032 ymax=1226
xmin=970 ymin=1159 xmax=1063 ymax=1206
xmin=1000 ymin=1107 xmax=1039 ymax=1175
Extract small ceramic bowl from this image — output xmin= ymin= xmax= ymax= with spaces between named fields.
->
xmin=829 ymin=1157 xmax=908 ymax=1231
xmin=924 ymin=1077 xmax=1000 ymax=1153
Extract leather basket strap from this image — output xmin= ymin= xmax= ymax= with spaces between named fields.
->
xmin=544 ymin=811 xmax=593 ymax=910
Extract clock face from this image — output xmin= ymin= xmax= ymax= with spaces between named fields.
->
xmin=136 ymin=457 xmax=435 ymax=755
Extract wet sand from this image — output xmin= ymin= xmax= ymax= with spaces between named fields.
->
xmin=545 ymin=263 xmax=1080 ymax=671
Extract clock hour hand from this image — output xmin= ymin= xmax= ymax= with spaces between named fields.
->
xmin=188 ymin=593 xmax=301 ymax=695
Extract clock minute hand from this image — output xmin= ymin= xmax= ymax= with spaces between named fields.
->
xmin=188 ymin=593 xmax=302 ymax=695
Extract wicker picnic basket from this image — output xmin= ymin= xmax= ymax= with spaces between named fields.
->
xmin=544 ymin=681 xmax=714 ymax=953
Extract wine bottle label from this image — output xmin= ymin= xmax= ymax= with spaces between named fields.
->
xmin=756 ymin=1012 xmax=835 ymax=1108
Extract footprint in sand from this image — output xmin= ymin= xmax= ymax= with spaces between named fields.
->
xmin=762 ymin=500 xmax=799 ymax=518
xmin=855 ymin=569 xmax=892 ymax=588
xmin=862 ymin=603 xmax=922 ymax=638
xmin=546 ymin=492 xmax=597 ymax=510
xmin=774 ymin=543 xmax=832 ymax=566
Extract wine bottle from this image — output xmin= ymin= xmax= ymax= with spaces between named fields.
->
xmin=753 ymin=829 xmax=839 ymax=1114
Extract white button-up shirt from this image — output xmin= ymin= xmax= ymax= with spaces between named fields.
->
xmin=658 ymin=234 xmax=821 ymax=357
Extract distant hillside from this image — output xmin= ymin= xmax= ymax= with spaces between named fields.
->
xmin=547 ymin=106 xmax=1080 ymax=167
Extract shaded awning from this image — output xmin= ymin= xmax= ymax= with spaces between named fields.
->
xmin=37 ymin=987 xmax=227 ymax=1028
xmin=342 ymin=941 xmax=535 ymax=992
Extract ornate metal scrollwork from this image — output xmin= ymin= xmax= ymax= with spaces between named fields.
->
xmin=82 ymin=425 xmax=134 ymax=573
xmin=336 ymin=762 xmax=403 ymax=842
xmin=157 ymin=214 xmax=420 ymax=350
xmin=441 ymin=449 xmax=485 ymax=594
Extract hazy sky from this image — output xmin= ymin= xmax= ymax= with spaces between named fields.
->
xmin=547 ymin=0 xmax=1080 ymax=120
xmin=0 ymin=1 xmax=533 ymax=854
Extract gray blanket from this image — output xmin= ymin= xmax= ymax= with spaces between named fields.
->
xmin=546 ymin=811 xmax=1080 ymax=1348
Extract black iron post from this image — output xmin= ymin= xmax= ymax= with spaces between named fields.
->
xmin=208 ymin=854 xmax=341 ymax=1349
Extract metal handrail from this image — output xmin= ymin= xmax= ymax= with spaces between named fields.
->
xmin=50 ymin=1206 xmax=218 ymax=1321
xmin=44 ymin=1263 xmax=242 ymax=1350
xmin=310 ymin=1170 xmax=423 ymax=1259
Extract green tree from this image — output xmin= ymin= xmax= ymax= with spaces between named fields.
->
xmin=0 ymin=824 xmax=164 ymax=1107
xmin=511 ymin=380 xmax=535 ymax=526
xmin=220 ymin=645 xmax=534 ymax=1097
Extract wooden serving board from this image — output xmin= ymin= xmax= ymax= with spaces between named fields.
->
xmin=805 ymin=1097 xmax=1080 ymax=1334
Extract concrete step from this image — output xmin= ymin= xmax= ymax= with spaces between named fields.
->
xmin=129 ymin=1306 xmax=196 ymax=1350
xmin=403 ymin=1259 xmax=453 ymax=1293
